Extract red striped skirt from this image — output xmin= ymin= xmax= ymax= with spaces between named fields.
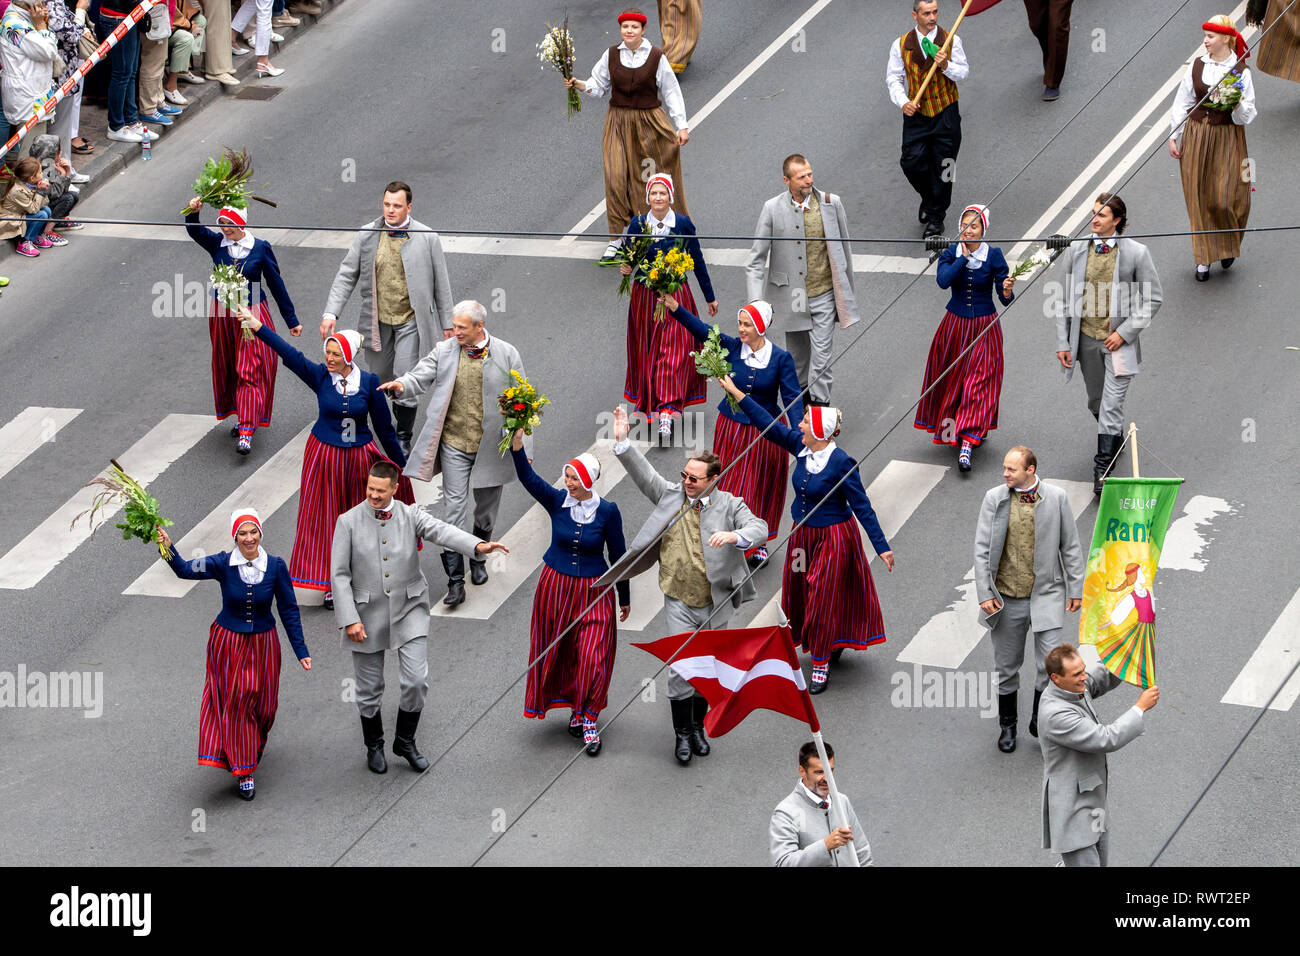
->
xmin=526 ymin=565 xmax=618 ymax=722
xmin=198 ymin=622 xmax=282 ymax=777
xmin=782 ymin=520 xmax=885 ymax=664
xmin=209 ymin=298 xmax=277 ymax=435
xmin=914 ymin=310 xmax=1003 ymax=447
xmin=623 ymin=281 xmax=707 ymax=416
xmin=713 ymin=413 xmax=786 ymax=540
xmin=289 ymin=435 xmax=415 ymax=590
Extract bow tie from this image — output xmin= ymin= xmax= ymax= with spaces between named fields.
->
xmin=1018 ymin=490 xmax=1038 ymax=503
xmin=388 ymin=230 xmax=408 ymax=239
xmin=464 ymin=343 xmax=488 ymax=360
xmin=374 ymin=509 xmax=392 ymax=520
xmin=1095 ymin=241 xmax=1112 ymax=254
xmin=692 ymin=499 xmax=704 ymax=513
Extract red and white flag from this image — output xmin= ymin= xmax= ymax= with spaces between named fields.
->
xmin=964 ymin=0 xmax=1005 ymax=14
xmin=633 ymin=625 xmax=819 ymax=736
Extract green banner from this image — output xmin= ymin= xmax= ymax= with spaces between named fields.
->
xmin=1079 ymin=477 xmax=1183 ymax=688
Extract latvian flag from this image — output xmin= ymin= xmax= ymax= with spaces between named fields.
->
xmin=633 ymin=625 xmax=820 ymax=736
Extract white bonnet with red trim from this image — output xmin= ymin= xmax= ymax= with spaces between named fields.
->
xmin=738 ymin=300 xmax=774 ymax=336
xmin=645 ymin=173 xmax=674 ymax=205
xmin=217 ymin=204 xmax=249 ymax=228
xmin=325 ymin=330 xmax=363 ymax=365
xmin=230 ymin=508 xmax=262 ymax=537
xmin=564 ymin=453 xmax=601 ymax=491
xmin=808 ymin=405 xmax=841 ymax=442
xmin=960 ymin=204 xmax=989 ymax=232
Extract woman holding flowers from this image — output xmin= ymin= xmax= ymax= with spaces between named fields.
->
xmin=185 ymin=196 xmax=300 ymax=456
xmin=1168 ymin=16 xmax=1257 ymax=281
xmin=238 ymin=313 xmax=413 ymax=607
xmin=661 ymin=294 xmax=802 ymax=563
xmin=510 ymin=430 xmax=629 ymax=757
xmin=611 ymin=173 xmax=716 ymax=440
xmin=719 ymin=378 xmax=894 ymax=694
xmin=155 ymin=509 xmax=310 ymax=802
xmin=914 ymin=204 xmax=1015 ymax=473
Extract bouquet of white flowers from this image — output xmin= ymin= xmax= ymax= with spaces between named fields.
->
xmin=212 ymin=263 xmax=253 ymax=340
xmin=538 ymin=14 xmax=581 ymax=119
xmin=1009 ymin=247 xmax=1052 ymax=282
xmin=1206 ymin=72 xmax=1244 ymax=111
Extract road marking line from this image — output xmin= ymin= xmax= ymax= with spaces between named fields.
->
xmin=1221 ymin=586 xmax=1300 ymax=711
xmin=0 ymin=407 xmax=82 ymax=481
xmin=1160 ymin=495 xmax=1234 ymax=572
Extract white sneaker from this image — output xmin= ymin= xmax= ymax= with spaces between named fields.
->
xmin=131 ymin=122 xmax=160 ymax=141
xmin=70 ymin=172 xmax=90 ymax=184
xmin=66 ymin=185 xmax=81 ymax=196
xmin=269 ymin=31 xmax=284 ymax=42
xmin=105 ymin=125 xmax=144 ymax=143
xmin=164 ymin=88 xmax=188 ymax=106
xmin=178 ymin=70 xmax=205 ymax=84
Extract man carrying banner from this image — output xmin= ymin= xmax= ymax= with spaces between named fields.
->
xmin=974 ymin=445 xmax=1084 ymax=754
xmin=1039 ymin=643 xmax=1159 ymax=866
xmin=770 ymin=740 xmax=873 ymax=867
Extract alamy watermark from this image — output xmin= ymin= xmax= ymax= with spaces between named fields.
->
xmin=0 ymin=666 xmax=103 ymax=718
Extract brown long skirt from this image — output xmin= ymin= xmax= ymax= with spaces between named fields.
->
xmin=602 ymin=105 xmax=688 ymax=236
xmin=658 ymin=0 xmax=703 ymax=71
xmin=1178 ymin=118 xmax=1250 ymax=265
xmin=1256 ymin=0 xmax=1300 ymax=82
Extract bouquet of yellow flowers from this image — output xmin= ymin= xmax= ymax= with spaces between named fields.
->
xmin=637 ymin=239 xmax=694 ymax=322
xmin=497 ymin=370 xmax=551 ymax=457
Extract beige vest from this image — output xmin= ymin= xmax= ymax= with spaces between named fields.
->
xmin=442 ymin=348 xmax=486 ymax=454
xmin=374 ymin=232 xmax=415 ymax=327
xmin=995 ymin=492 xmax=1038 ymax=599
xmin=659 ymin=499 xmax=711 ymax=608
xmin=1080 ymin=245 xmax=1115 ymax=342
xmin=803 ymin=193 xmax=834 ymax=298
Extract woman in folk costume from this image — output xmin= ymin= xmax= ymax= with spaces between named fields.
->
xmin=914 ymin=203 xmax=1015 ymax=473
xmin=238 ymin=313 xmax=413 ymax=607
xmin=156 ymin=510 xmax=311 ymax=802
xmin=612 ymin=173 xmax=716 ymax=439
xmin=510 ymin=432 xmax=630 ymax=756
xmin=566 ymin=8 xmax=692 ymax=235
xmin=718 ymin=379 xmax=895 ymax=694
xmin=1168 ymin=16 xmax=1257 ymax=282
xmin=185 ymin=197 xmax=300 ymax=456
xmin=1247 ymin=0 xmax=1300 ymax=83
xmin=661 ymin=294 xmax=802 ymax=563
xmin=1095 ymin=563 xmax=1157 ymax=688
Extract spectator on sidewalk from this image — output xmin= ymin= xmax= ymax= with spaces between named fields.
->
xmin=231 ymin=0 xmax=282 ymax=78
xmin=138 ymin=0 xmax=180 ymax=128
xmin=1 ymin=155 xmax=58 ymax=256
xmin=165 ymin=0 xmax=205 ymax=97
xmin=28 ymin=133 xmax=80 ymax=228
xmin=89 ymin=0 xmax=156 ymax=142
xmin=1 ymin=0 xmax=59 ymax=145
xmin=199 ymin=0 xmax=236 ymax=85
xmin=45 ymin=1 xmax=92 ymax=162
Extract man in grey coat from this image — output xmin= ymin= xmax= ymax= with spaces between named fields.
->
xmin=381 ymin=300 xmax=531 ymax=607
xmin=1040 ymin=643 xmax=1159 ymax=867
xmin=1053 ymin=192 xmax=1162 ymax=494
xmin=331 ymin=460 xmax=508 ymax=774
xmin=597 ymin=405 xmax=767 ymax=764
xmin=745 ymin=154 xmax=860 ymax=406
xmin=770 ymin=740 xmax=872 ymax=867
xmin=321 ymin=180 xmax=454 ymax=455
xmin=974 ymin=445 xmax=1084 ymax=754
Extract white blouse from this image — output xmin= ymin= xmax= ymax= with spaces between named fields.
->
xmin=798 ymin=441 xmax=837 ymax=475
xmin=229 ymin=546 xmax=268 ymax=585
xmin=581 ymin=40 xmax=688 ymax=130
xmin=1169 ymin=53 xmax=1256 ymax=145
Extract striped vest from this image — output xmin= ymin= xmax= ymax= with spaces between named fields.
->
xmin=900 ymin=28 xmax=959 ymax=118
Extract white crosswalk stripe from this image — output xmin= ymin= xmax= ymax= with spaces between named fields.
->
xmin=1222 ymin=586 xmax=1300 ymax=712
xmin=0 ymin=407 xmax=82 ymax=481
xmin=895 ymin=479 xmax=1094 ymax=669
xmin=0 ymin=414 xmax=216 ymax=590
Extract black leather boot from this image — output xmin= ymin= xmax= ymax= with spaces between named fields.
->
xmin=392 ymin=404 xmax=417 ymax=457
xmin=1093 ymin=433 xmax=1123 ymax=496
xmin=441 ymin=551 xmax=465 ymax=606
xmin=670 ymin=698 xmax=693 ymax=765
xmin=689 ymin=694 xmax=711 ymax=757
xmin=1029 ymin=689 xmax=1043 ymax=738
xmin=469 ymin=525 xmax=490 ymax=585
xmin=392 ymin=708 xmax=430 ymax=771
xmin=361 ymin=713 xmax=387 ymax=774
xmin=997 ymin=692 xmax=1017 ymax=753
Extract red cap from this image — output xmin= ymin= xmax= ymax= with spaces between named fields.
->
xmin=618 ymin=11 xmax=648 ymax=25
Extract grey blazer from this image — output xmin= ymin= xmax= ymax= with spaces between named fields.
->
xmin=770 ymin=785 xmax=873 ymax=867
xmin=1054 ymin=237 xmax=1162 ymax=382
xmin=744 ymin=190 xmax=860 ymax=333
xmin=594 ymin=443 xmax=767 ymax=610
xmin=395 ymin=333 xmax=532 ymax=488
xmin=973 ymin=480 xmax=1085 ymax=633
xmin=1039 ymin=660 xmax=1144 ymax=854
xmin=323 ymin=216 xmax=454 ymax=358
xmin=330 ymin=499 xmax=480 ymax=652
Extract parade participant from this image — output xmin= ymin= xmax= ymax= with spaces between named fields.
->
xmin=973 ymin=446 xmax=1085 ymax=753
xmin=331 ymin=460 xmax=507 ymax=774
xmin=770 ymin=741 xmax=873 ymax=867
xmin=613 ymin=173 xmax=716 ymax=440
xmin=1168 ymin=16 xmax=1257 ymax=281
xmin=601 ymin=405 xmax=767 ymax=764
xmin=566 ymin=8 xmax=691 ymax=235
xmin=657 ymin=0 xmax=701 ymax=73
xmin=1040 ymin=643 xmax=1158 ymax=866
xmin=720 ymin=378 xmax=895 ymax=693
xmin=1024 ymin=0 xmax=1074 ymax=100
xmin=185 ymin=196 xmax=300 ymax=455
xmin=511 ymin=430 xmax=630 ymax=756
xmin=1247 ymin=0 xmax=1300 ymax=83
xmin=1054 ymin=193 xmax=1163 ymax=495
xmin=381 ymin=300 xmax=530 ymax=607
xmin=239 ymin=312 xmax=412 ymax=607
xmin=744 ymin=154 xmax=859 ymax=406
xmin=321 ymin=180 xmax=455 ymax=456
xmin=914 ymin=203 xmax=1014 ymax=472
xmin=661 ymin=294 xmax=802 ymax=563
xmin=156 ymin=510 xmax=310 ymax=802
xmin=885 ymin=0 xmax=969 ymax=237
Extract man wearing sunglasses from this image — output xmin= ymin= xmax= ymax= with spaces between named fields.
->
xmin=598 ymin=405 xmax=768 ymax=765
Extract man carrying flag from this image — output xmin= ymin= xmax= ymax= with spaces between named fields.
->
xmin=770 ymin=741 xmax=873 ymax=867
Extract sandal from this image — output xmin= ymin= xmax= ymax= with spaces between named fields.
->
xmin=71 ymin=139 xmax=95 ymax=154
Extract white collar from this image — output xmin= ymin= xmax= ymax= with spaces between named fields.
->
xmin=384 ymin=215 xmax=412 ymax=232
xmin=798 ymin=441 xmax=837 ymax=472
xmin=228 ymin=546 xmax=268 ymax=572
xmin=916 ymin=25 xmax=939 ymax=43
xmin=562 ymin=491 xmax=601 ymax=515
xmin=1011 ymin=478 xmax=1041 ymax=495
xmin=963 ymin=241 xmax=989 ymax=267
xmin=1200 ymin=51 xmax=1237 ymax=69
xmin=799 ymin=781 xmax=830 ymax=808
xmin=618 ymin=39 xmax=648 ymax=54
xmin=220 ymin=231 xmax=256 ymax=257
xmin=330 ymin=363 xmax=362 ymax=394
xmin=740 ymin=338 xmax=772 ymax=366
xmin=462 ymin=331 xmax=491 ymax=352
xmin=1091 ymin=231 xmax=1117 ymax=243
xmin=647 ymin=209 xmax=676 ymax=232
xmin=790 ymin=189 xmax=814 ymax=212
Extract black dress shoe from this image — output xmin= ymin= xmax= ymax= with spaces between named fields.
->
xmin=236 ymin=777 xmax=255 ymax=800
xmin=998 ymin=724 xmax=1017 ymax=752
xmin=1221 ymin=257 xmax=1235 ymax=269
xmin=922 ymin=220 xmax=944 ymax=238
xmin=585 ymin=737 xmax=602 ymax=757
xmin=469 ymin=560 xmax=488 ymax=586
xmin=1194 ymin=268 xmax=1210 ymax=282
xmin=810 ymin=675 xmax=829 ymax=695
xmin=568 ymin=717 xmax=583 ymax=739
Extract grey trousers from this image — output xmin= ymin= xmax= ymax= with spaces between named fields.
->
xmin=1061 ymin=830 xmax=1108 ymax=867
xmin=991 ymin=596 xmax=1064 ymax=695
xmin=439 ymin=444 xmax=502 ymax=548
xmin=1076 ymin=335 xmax=1132 ymax=436
xmin=784 ymin=289 xmax=837 ymax=405
xmin=664 ymin=595 xmax=731 ymax=699
xmin=352 ymin=636 xmax=428 ymax=717
xmin=363 ymin=320 xmax=420 ymax=408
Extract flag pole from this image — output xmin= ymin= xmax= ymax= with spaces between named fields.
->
xmin=811 ymin=730 xmax=859 ymax=866
xmin=909 ymin=0 xmax=976 ymax=108
xmin=1129 ymin=422 xmax=1140 ymax=477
